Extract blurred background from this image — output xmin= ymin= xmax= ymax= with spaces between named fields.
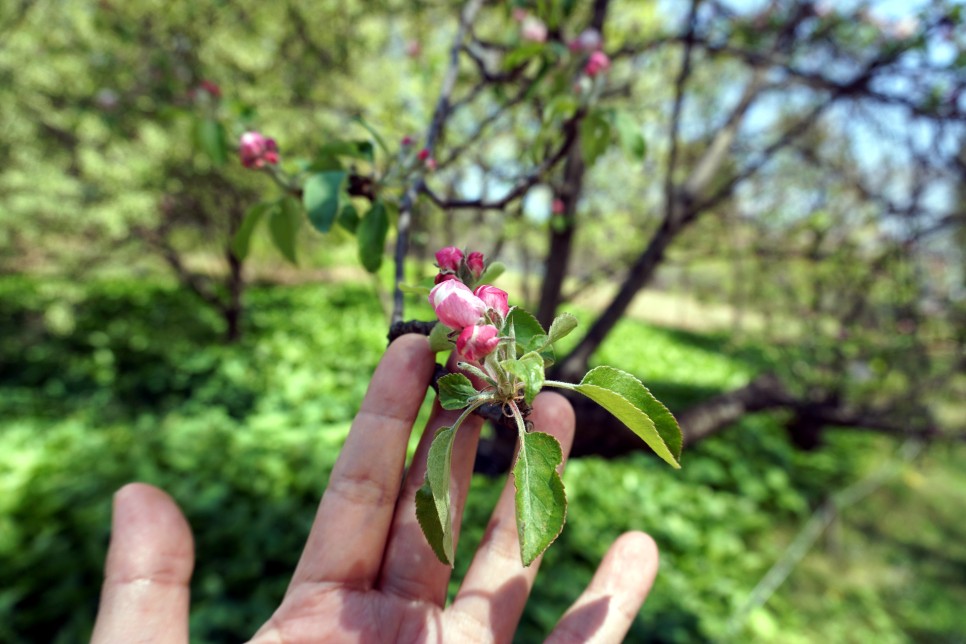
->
xmin=1 ymin=0 xmax=964 ymax=641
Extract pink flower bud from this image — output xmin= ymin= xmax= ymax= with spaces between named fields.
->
xmin=551 ymin=198 xmax=565 ymax=215
xmin=406 ymin=40 xmax=422 ymax=58
xmin=521 ymin=16 xmax=548 ymax=43
xmin=435 ymin=246 xmax=464 ymax=272
xmin=417 ymin=148 xmax=430 ymax=161
xmin=466 ymin=251 xmax=485 ymax=279
xmin=512 ymin=8 xmax=528 ymax=22
xmin=239 ymin=131 xmax=280 ymax=169
xmin=457 ymin=324 xmax=501 ymax=362
xmin=434 ymin=272 xmax=459 ymax=285
xmin=569 ymin=28 xmax=602 ymax=53
xmin=429 ymin=280 xmax=486 ymax=329
xmin=584 ymin=51 xmax=611 ymax=77
xmin=199 ymin=80 xmax=221 ymax=98
xmin=474 ymin=285 xmax=509 ymax=319
xmin=425 ymin=157 xmax=438 ymax=171
xmin=401 ymin=135 xmax=414 ymax=146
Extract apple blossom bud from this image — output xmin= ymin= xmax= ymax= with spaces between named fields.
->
xmin=401 ymin=135 xmax=414 ymax=146
xmin=406 ymin=40 xmax=421 ymax=58
xmin=521 ymin=16 xmax=548 ymax=43
xmin=457 ymin=324 xmax=500 ymax=361
xmin=474 ymin=285 xmax=509 ymax=319
xmin=551 ymin=198 xmax=565 ymax=215
xmin=418 ymin=148 xmax=430 ymax=161
xmin=425 ymin=157 xmax=438 ymax=171
xmin=569 ymin=28 xmax=602 ymax=52
xmin=434 ymin=272 xmax=458 ymax=285
xmin=467 ymin=251 xmax=485 ymax=279
xmin=199 ymin=80 xmax=221 ymax=98
xmin=512 ymin=8 xmax=528 ymax=22
xmin=435 ymin=246 xmax=464 ymax=272
xmin=429 ymin=280 xmax=486 ymax=329
xmin=584 ymin=51 xmax=611 ymax=77
xmin=239 ymin=131 xmax=280 ymax=169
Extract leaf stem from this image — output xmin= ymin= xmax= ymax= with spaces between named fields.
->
xmin=543 ymin=379 xmax=577 ymax=391
xmin=508 ymin=399 xmax=527 ymax=440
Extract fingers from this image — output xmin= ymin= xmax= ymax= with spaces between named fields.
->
xmin=287 ymin=334 xmax=436 ymax=590
xmin=446 ymin=392 xmax=575 ymax=641
xmin=545 ymin=532 xmax=659 ymax=644
xmin=376 ymin=400 xmax=484 ymax=605
xmin=91 ymin=483 xmax=195 ymax=644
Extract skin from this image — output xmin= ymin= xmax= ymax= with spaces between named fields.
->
xmin=91 ymin=335 xmax=659 ymax=643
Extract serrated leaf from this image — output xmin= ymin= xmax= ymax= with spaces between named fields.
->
xmin=438 ymin=373 xmax=479 ymax=410
xmin=428 ymin=322 xmax=454 ymax=353
xmin=231 ymin=202 xmax=272 ymax=260
xmin=612 ymin=110 xmax=647 ymax=161
xmin=419 ymin=425 xmax=458 ymax=565
xmin=303 ymin=171 xmax=346 ymax=233
xmin=576 ymin=366 xmax=682 ymax=468
xmin=196 ymin=118 xmax=227 ymax=166
xmin=506 ymin=308 xmax=554 ymax=366
xmin=502 ymin=352 xmax=545 ymax=405
xmin=513 ymin=431 xmax=567 ymax=566
xmin=358 ymin=200 xmax=389 ymax=272
xmin=269 ymin=197 xmax=301 ymax=264
xmin=415 ymin=483 xmax=448 ymax=564
xmin=580 ymin=111 xmax=611 ymax=166
xmin=548 ymin=312 xmax=578 ymax=343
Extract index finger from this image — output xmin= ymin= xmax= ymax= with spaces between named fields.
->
xmin=287 ymin=334 xmax=436 ymax=591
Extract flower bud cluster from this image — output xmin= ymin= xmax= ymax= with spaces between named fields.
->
xmin=428 ymin=247 xmax=509 ymax=362
xmin=239 ymin=131 xmax=279 ymax=169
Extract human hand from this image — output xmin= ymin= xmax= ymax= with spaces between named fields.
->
xmin=91 ymin=335 xmax=659 ymax=643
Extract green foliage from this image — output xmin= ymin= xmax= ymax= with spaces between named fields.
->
xmin=303 ymin=171 xmax=347 ymax=233
xmin=513 ymin=431 xmax=567 ymax=567
xmin=576 ymin=366 xmax=682 ymax=468
xmin=357 ymin=200 xmax=389 ymax=273
xmin=1 ymin=277 xmax=964 ymax=642
xmin=416 ymin=425 xmax=458 ymax=564
xmin=268 ymin=197 xmax=301 ymax=264
xmin=437 ymin=373 xmax=478 ymax=410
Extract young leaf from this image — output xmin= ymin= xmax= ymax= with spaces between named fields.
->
xmin=611 ymin=110 xmax=647 ymax=161
xmin=580 ymin=110 xmax=611 ymax=166
xmin=506 ymin=309 xmax=554 ymax=366
xmin=269 ymin=197 xmax=301 ymax=264
xmin=303 ymin=171 xmax=347 ymax=233
xmin=548 ymin=312 xmax=578 ymax=344
xmin=428 ymin=322 xmax=454 ymax=353
xmin=415 ymin=484 xmax=448 ymax=564
xmin=231 ymin=201 xmax=272 ymax=260
xmin=418 ymin=425 xmax=458 ymax=565
xmin=502 ymin=352 xmax=545 ymax=405
xmin=337 ymin=202 xmax=360 ymax=234
xmin=357 ymin=200 xmax=389 ymax=272
xmin=438 ymin=373 xmax=479 ymax=410
xmin=575 ymin=366 xmax=682 ymax=468
xmin=477 ymin=261 xmax=506 ymax=285
xmin=456 ymin=362 xmax=498 ymax=388
xmin=195 ymin=118 xmax=227 ymax=166
xmin=513 ymin=431 xmax=567 ymax=567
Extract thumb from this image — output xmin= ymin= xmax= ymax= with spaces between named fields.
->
xmin=91 ymin=483 xmax=195 ymax=644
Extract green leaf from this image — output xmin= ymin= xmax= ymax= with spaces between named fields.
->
xmin=548 ymin=313 xmax=578 ymax=344
xmin=231 ymin=202 xmax=272 ymax=260
xmin=337 ymin=202 xmax=359 ymax=234
xmin=268 ymin=197 xmax=301 ymax=264
xmin=575 ymin=366 xmax=682 ymax=468
xmin=506 ymin=308 xmax=554 ymax=366
xmin=477 ymin=261 xmax=506 ymax=285
xmin=317 ymin=140 xmax=374 ymax=163
xmin=357 ymin=200 xmax=389 ymax=272
xmin=352 ymin=115 xmax=390 ymax=155
xmin=195 ymin=118 xmax=227 ymax=166
xmin=438 ymin=373 xmax=479 ymax=410
xmin=546 ymin=94 xmax=578 ymax=123
xmin=611 ymin=110 xmax=647 ymax=161
xmin=303 ymin=171 xmax=346 ymax=233
xmin=417 ymin=425 xmax=458 ymax=565
xmin=502 ymin=352 xmax=545 ymax=405
xmin=504 ymin=42 xmax=546 ymax=69
xmin=456 ymin=362 xmax=497 ymax=387
xmin=580 ymin=111 xmax=611 ymax=166
xmin=513 ymin=431 xmax=567 ymax=566
xmin=428 ymin=322 xmax=454 ymax=353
